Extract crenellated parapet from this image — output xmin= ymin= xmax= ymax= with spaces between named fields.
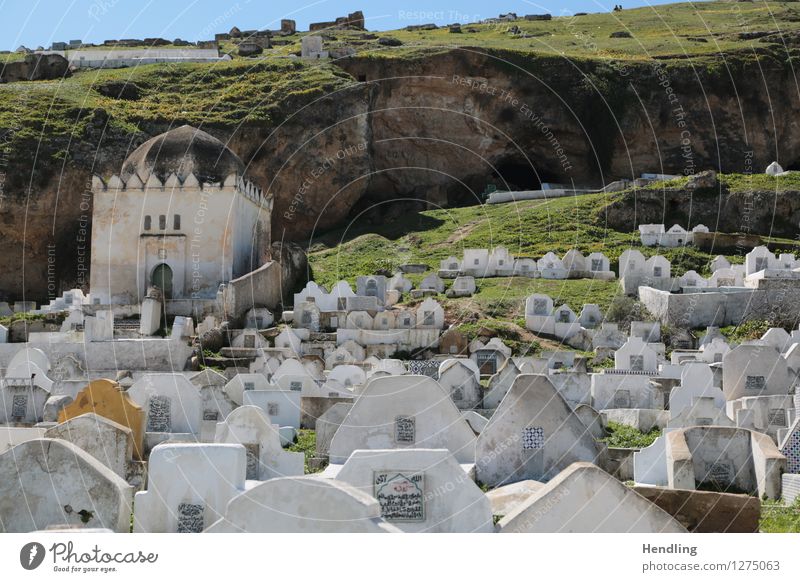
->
xmin=92 ymin=172 xmax=272 ymax=206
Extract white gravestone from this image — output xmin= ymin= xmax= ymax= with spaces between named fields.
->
xmin=476 ymin=374 xmax=604 ymax=486
xmin=0 ymin=439 xmax=132 ymax=532
xmin=335 ymin=448 xmax=493 ymax=532
xmin=205 ymin=477 xmax=401 ymax=532
xmin=134 ymin=443 xmax=246 ymax=532
xmin=214 ymin=406 xmax=304 ymax=480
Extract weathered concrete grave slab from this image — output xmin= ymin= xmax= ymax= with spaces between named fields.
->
xmin=329 ymin=375 xmax=476 ymax=464
xmin=476 ymin=374 xmax=605 ymax=486
xmin=498 ymin=463 xmax=686 ymax=533
xmin=205 ymin=477 xmax=401 ymax=532
xmin=0 ymin=438 xmax=132 ymax=532
xmin=485 ymin=479 xmax=544 ymax=518
xmin=44 ymin=413 xmax=133 ymax=479
xmin=633 ymin=485 xmax=760 ymax=532
xmin=214 ymin=405 xmax=304 ymax=480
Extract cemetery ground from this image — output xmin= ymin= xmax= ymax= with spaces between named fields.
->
xmin=264 ymin=414 xmax=800 ymax=532
xmin=306 ymin=176 xmax=800 ymax=356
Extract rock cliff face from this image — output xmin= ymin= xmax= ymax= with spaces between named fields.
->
xmin=3 ymin=47 xmax=800 ymax=301
xmin=338 ymin=49 xmax=800 ymax=207
xmin=0 ymin=54 xmax=70 ymax=83
xmin=605 ymin=186 xmax=800 ymax=239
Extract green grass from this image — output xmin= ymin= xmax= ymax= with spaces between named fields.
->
xmin=0 ymin=57 xmax=355 ymax=155
xmin=600 ymin=421 xmax=661 ymax=448
xmin=5 ymin=2 xmax=800 ymax=173
xmin=308 ymin=192 xmax=633 ymax=285
xmin=14 ymin=2 xmax=800 ymax=67
xmin=305 ymin=188 xmax=784 ymax=335
xmin=720 ymin=319 xmax=773 ymax=344
xmin=645 ymin=172 xmax=800 ymax=195
xmin=0 ymin=311 xmax=64 ymax=327
xmin=287 ymin=429 xmax=321 ymax=474
xmin=760 ymin=499 xmax=800 ymax=533
xmin=1 ymin=51 xmax=30 ymax=63
xmin=330 ymin=2 xmax=800 ymax=63
xmin=307 ymin=190 xmax=775 ymax=286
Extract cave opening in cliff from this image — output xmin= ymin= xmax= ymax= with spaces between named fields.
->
xmin=492 ymin=160 xmax=558 ymax=191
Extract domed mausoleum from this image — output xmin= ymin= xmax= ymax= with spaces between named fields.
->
xmin=89 ymin=125 xmax=274 ymax=310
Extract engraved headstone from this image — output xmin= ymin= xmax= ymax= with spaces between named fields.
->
xmin=177 ymin=502 xmax=204 ymax=533
xmin=147 ymin=395 xmax=172 ymax=432
xmin=768 ymin=408 xmax=787 ymax=427
xmin=613 ymin=390 xmax=631 ymax=408
xmin=745 ymin=376 xmax=766 ymax=391
xmin=11 ymin=394 xmax=27 ymax=418
xmin=395 ymin=416 xmax=415 ymax=444
xmin=705 ymin=461 xmax=733 ymax=488
xmin=373 ymin=472 xmax=424 ymax=522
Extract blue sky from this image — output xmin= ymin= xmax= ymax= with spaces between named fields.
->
xmin=0 ymin=0 xmax=684 ymax=51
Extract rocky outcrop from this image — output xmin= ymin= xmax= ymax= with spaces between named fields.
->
xmin=336 ymin=48 xmax=800 ymax=214
xmin=604 ymin=186 xmax=800 ymax=239
xmin=0 ymin=54 xmax=70 ymax=83
xmin=271 ymin=241 xmax=309 ymax=304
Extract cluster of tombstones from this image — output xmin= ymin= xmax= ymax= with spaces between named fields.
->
xmin=438 ymin=247 xmax=615 ymax=281
xmin=3 ymin=243 xmax=800 ymax=532
xmin=3 ymin=303 xmax=800 ymax=532
xmin=618 ymin=245 xmax=800 ymax=299
xmin=638 ymin=224 xmax=709 ymax=248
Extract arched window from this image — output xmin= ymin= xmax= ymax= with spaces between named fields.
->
xmin=144 ymin=216 xmax=151 ymax=231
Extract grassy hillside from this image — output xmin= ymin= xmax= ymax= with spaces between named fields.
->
xmin=305 ymin=177 xmax=800 ymax=351
xmin=0 ymin=58 xmax=354 ymax=155
xmin=225 ymin=2 xmax=800 ymax=63
xmin=4 ymin=1 xmax=800 ymax=150
xmin=307 ymin=181 xmax=798 ymax=288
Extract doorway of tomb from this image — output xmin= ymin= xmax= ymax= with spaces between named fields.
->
xmin=151 ymin=263 xmax=174 ymax=299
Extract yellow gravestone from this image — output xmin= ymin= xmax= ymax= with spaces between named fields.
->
xmin=58 ymin=379 xmax=145 ymax=460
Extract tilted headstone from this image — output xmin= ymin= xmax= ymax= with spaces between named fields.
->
xmin=497 ymin=463 xmax=686 ymax=533
xmin=44 ymin=413 xmax=134 ymax=479
xmin=476 ymin=374 xmax=605 ymax=486
xmin=0 ymin=439 xmax=132 ymax=532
